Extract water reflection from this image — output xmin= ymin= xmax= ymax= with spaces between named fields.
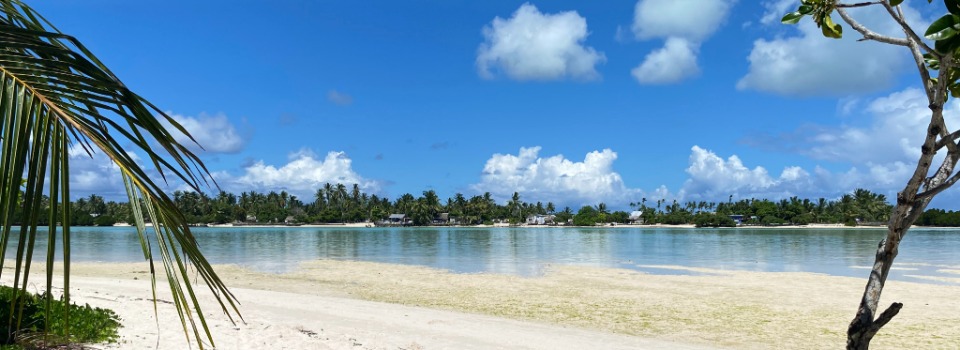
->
xmin=9 ymin=226 xmax=960 ymax=284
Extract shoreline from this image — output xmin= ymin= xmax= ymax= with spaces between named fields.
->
xmin=110 ymin=222 xmax=922 ymax=229
xmin=16 ymin=260 xmax=960 ymax=349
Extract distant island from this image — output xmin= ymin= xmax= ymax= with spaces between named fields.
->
xmin=14 ymin=183 xmax=960 ymax=228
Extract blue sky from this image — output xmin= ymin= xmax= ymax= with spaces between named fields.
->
xmin=33 ymin=1 xmax=960 ymax=209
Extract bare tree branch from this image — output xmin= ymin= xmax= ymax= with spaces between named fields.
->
xmin=916 ymin=156 xmax=960 ymax=199
xmin=882 ymin=2 xmax=938 ymax=57
xmin=935 ymin=130 xmax=960 ymax=151
xmin=917 ymin=174 xmax=960 ymax=199
xmin=902 ymin=54 xmax=954 ymax=198
xmin=837 ymin=1 xmax=884 ymax=8
xmin=905 ymin=32 xmax=936 ymax=101
xmin=836 ymin=8 xmax=910 ymax=46
xmin=865 ymin=302 xmax=903 ymax=338
xmin=935 ymin=117 xmax=959 ymax=154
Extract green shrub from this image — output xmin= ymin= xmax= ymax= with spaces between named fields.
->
xmin=93 ymin=215 xmax=116 ymax=226
xmin=761 ymin=215 xmax=784 ymax=226
xmin=694 ymin=213 xmax=737 ymax=228
xmin=792 ymin=213 xmax=814 ymax=225
xmin=0 ymin=286 xmax=120 ymax=348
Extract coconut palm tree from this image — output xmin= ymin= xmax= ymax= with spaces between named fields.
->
xmin=0 ymin=1 xmax=238 ymax=347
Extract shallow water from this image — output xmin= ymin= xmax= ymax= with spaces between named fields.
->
xmin=11 ymin=226 xmax=960 ymax=284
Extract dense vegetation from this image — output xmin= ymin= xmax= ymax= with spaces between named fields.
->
xmin=19 ymin=185 xmax=915 ymax=227
xmin=0 ymin=286 xmax=120 ymax=349
xmin=916 ymin=209 xmax=960 ymax=227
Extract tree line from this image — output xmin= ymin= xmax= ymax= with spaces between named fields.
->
xmin=17 ymin=184 xmax=950 ymax=228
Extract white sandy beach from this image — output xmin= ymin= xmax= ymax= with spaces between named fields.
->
xmin=64 ymin=276 xmax=711 ymax=350
xmin=11 ymin=260 xmax=957 ymax=350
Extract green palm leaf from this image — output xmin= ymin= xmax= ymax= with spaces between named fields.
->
xmin=0 ymin=0 xmax=240 ymax=348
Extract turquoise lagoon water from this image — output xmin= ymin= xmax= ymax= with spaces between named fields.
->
xmin=14 ymin=226 xmax=960 ymax=284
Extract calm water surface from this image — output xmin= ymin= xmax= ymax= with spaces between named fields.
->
xmin=18 ymin=226 xmax=960 ymax=284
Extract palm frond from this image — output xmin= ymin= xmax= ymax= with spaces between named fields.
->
xmin=0 ymin=0 xmax=240 ymax=347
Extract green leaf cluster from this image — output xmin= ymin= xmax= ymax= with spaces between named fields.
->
xmin=693 ymin=213 xmax=736 ymax=228
xmin=781 ymin=0 xmax=841 ymax=39
xmin=926 ymin=11 xmax=960 ymax=53
xmin=924 ymin=1 xmax=960 ymax=97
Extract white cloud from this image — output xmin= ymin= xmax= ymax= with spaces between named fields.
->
xmin=165 ymin=112 xmax=246 ymax=154
xmin=631 ymin=37 xmax=700 ymax=84
xmin=471 ymin=147 xmax=640 ymax=207
xmin=67 ymin=146 xmax=127 ymax=199
xmin=632 ymin=0 xmax=733 ymax=42
xmin=217 ymin=149 xmax=381 ymax=200
xmin=476 ymin=3 xmax=605 ymax=81
xmin=715 ymin=86 xmax=960 ymax=202
xmin=802 ymin=88 xmax=938 ymax=164
xmin=630 ymin=0 xmax=734 ymax=84
xmin=327 ymin=90 xmax=353 ymax=106
xmin=760 ymin=0 xmax=798 ymax=25
xmin=755 ymin=88 xmax=960 ymax=166
xmin=66 ymin=147 xmax=186 ymax=201
xmin=738 ymin=3 xmax=926 ymax=95
xmin=683 ymin=146 xmax=790 ymax=199
xmin=679 ymin=146 xmax=916 ymax=202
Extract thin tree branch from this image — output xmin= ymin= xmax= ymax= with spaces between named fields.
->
xmin=935 ymin=117 xmax=958 ymax=154
xmin=865 ymin=302 xmax=903 ymax=338
xmin=837 ymin=1 xmax=884 ymax=8
xmin=904 ymin=54 xmax=955 ymax=199
xmin=836 ymin=8 xmax=910 ymax=46
xmin=935 ymin=129 xmax=960 ymax=151
xmin=916 ymin=164 xmax=960 ymax=199
xmin=906 ymin=33 xmax=936 ymax=101
xmin=882 ymin=2 xmax=938 ymax=56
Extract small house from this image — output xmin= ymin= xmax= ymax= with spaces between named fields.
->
xmin=629 ymin=210 xmax=644 ymax=224
xmin=729 ymin=215 xmax=744 ymax=225
xmin=387 ymin=214 xmax=409 ymax=225
xmin=525 ymin=214 xmax=555 ymax=225
xmin=433 ymin=213 xmax=450 ymax=225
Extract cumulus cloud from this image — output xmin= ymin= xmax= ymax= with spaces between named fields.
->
xmin=476 ymin=3 xmax=605 ymax=81
xmin=738 ymin=3 xmax=926 ymax=95
xmin=801 ymin=88 xmax=944 ymax=164
xmin=471 ymin=147 xmax=640 ymax=207
xmin=164 ymin=112 xmax=247 ymax=154
xmin=630 ymin=0 xmax=734 ymax=84
xmin=632 ymin=0 xmax=733 ymax=42
xmin=708 ymin=86 xmax=960 ymax=202
xmin=745 ymin=88 xmax=960 ymax=166
xmin=67 ymin=146 xmax=191 ymax=201
xmin=67 ymin=146 xmax=128 ymax=199
xmin=678 ymin=146 xmax=919 ymax=202
xmin=327 ymin=90 xmax=353 ymax=106
xmin=216 ymin=149 xmax=381 ymax=199
xmin=467 ymin=145 xmax=912 ymax=207
xmin=631 ymin=37 xmax=700 ymax=84
xmin=683 ymin=146 xmax=810 ymax=200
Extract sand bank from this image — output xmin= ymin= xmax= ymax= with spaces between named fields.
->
xmin=17 ymin=261 xmax=960 ymax=349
